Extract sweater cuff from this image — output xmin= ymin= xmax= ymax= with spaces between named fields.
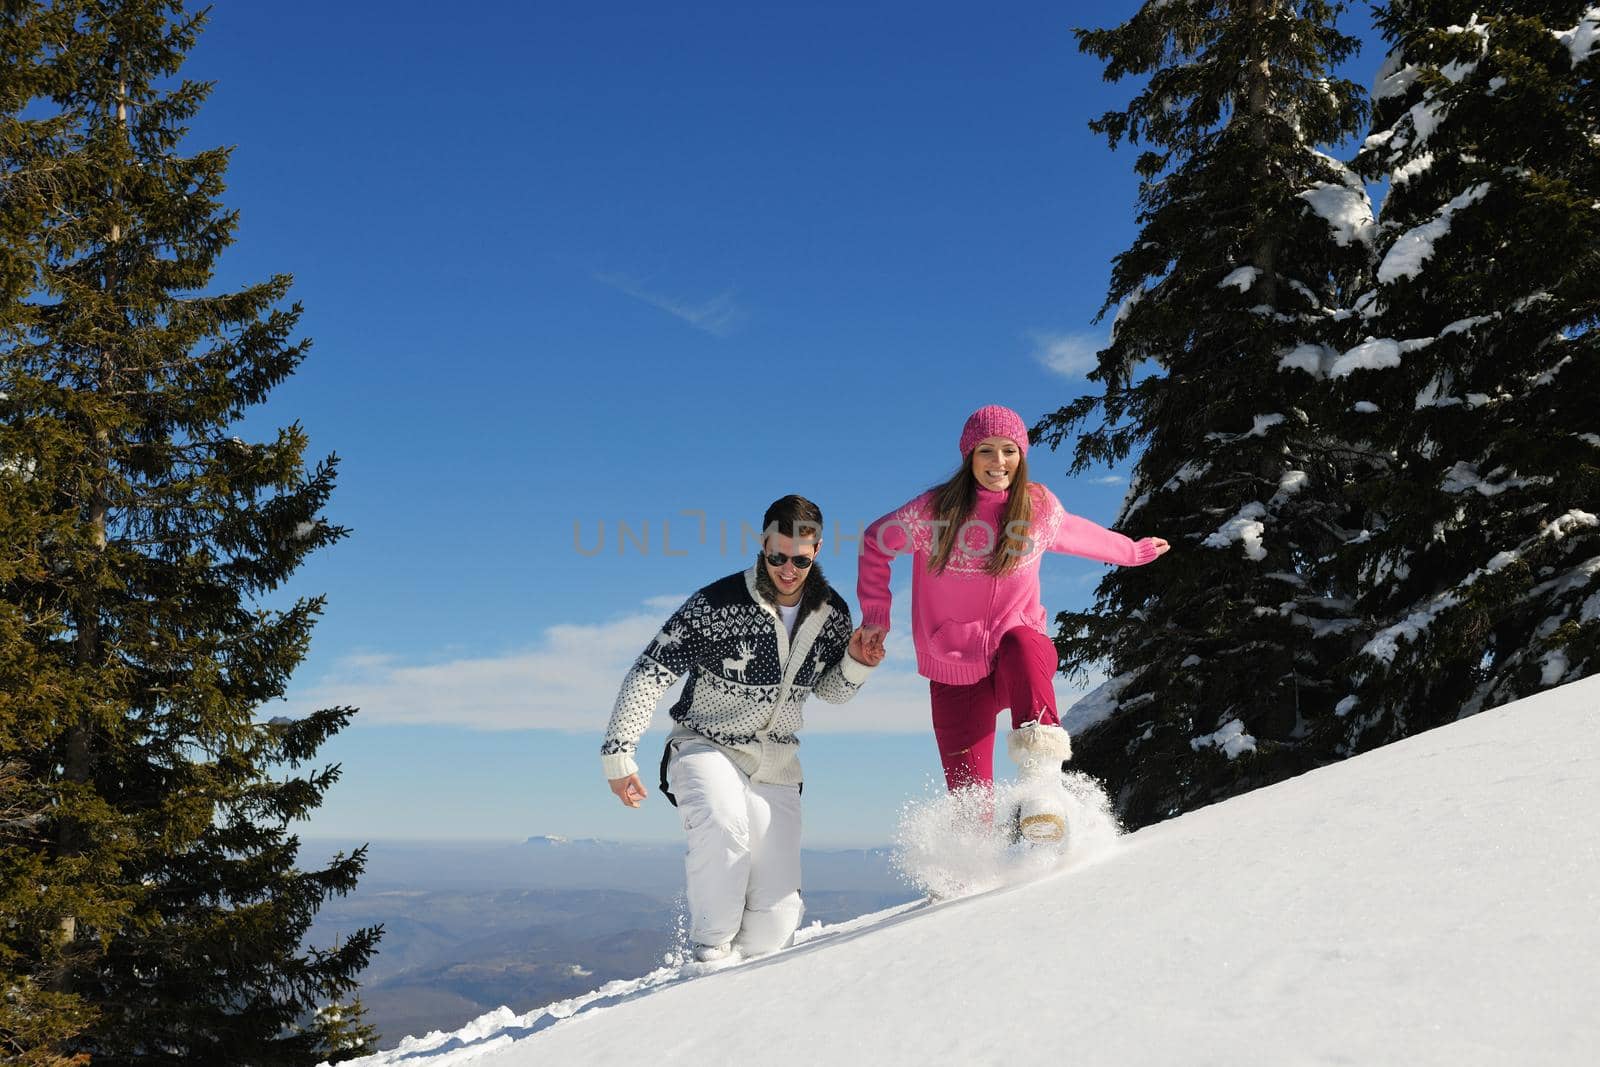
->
xmin=601 ymin=752 xmax=639 ymax=781
xmin=860 ymin=607 xmax=891 ymax=630
xmin=838 ymin=650 xmax=876 ymax=686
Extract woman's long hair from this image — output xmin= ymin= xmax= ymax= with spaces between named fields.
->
xmin=926 ymin=452 xmax=1034 ymax=577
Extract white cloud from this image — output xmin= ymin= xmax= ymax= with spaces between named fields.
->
xmin=277 ymin=590 xmax=1101 ymax=736
xmin=277 ymin=609 xmax=667 ymax=732
xmin=1090 ymin=475 xmax=1125 ymax=486
xmin=1031 ymin=331 xmax=1104 ymax=378
xmin=594 ymin=272 xmax=747 ymax=337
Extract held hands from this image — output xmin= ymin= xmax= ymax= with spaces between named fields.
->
xmin=608 ymin=773 xmax=647 ymax=809
xmin=853 ymin=625 xmax=888 ymax=665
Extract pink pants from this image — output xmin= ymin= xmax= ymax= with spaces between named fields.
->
xmin=928 ymin=627 xmax=1061 ymax=792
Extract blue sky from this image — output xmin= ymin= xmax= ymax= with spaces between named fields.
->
xmin=182 ymin=1 xmax=1383 ymax=846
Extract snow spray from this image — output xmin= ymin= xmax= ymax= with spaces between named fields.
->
xmin=891 ymin=772 xmax=1122 ymax=900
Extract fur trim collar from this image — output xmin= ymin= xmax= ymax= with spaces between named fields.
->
xmin=748 ymin=555 xmax=832 ymax=618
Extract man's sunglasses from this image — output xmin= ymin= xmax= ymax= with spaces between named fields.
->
xmin=764 ymin=551 xmax=816 ymax=569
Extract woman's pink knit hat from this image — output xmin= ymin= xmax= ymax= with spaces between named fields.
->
xmin=959 ymin=405 xmax=1029 ymax=457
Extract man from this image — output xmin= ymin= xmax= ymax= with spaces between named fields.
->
xmin=602 ymin=495 xmax=882 ymax=961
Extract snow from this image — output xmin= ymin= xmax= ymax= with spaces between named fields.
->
xmin=1583 ymin=590 xmax=1600 ymax=624
xmin=1531 ymin=353 xmax=1573 ymax=388
xmin=1062 ymin=671 xmax=1134 ymax=736
xmin=1329 ymin=336 xmax=1433 ymax=380
xmin=1219 ymin=266 xmax=1261 ymax=292
xmin=1530 ymin=556 xmax=1600 ymax=619
xmin=1439 ymin=461 xmax=1548 ymax=497
xmin=1440 ymin=314 xmax=1494 ymax=336
xmin=1286 ymin=278 xmax=1319 ymax=307
xmin=1204 ymin=502 xmax=1268 ymax=561
xmin=1446 ymin=15 xmax=1491 ymax=50
xmin=1365 ymin=594 xmax=1464 ymax=665
xmin=1189 ymin=718 xmax=1257 ymax=759
xmin=1402 ymin=97 xmax=1447 ymax=146
xmin=1110 ymin=283 xmax=1147 ymax=342
xmin=1309 ymin=148 xmax=1363 ymax=190
xmin=1353 ymin=401 xmax=1380 ymax=413
xmin=1555 ymin=8 xmax=1600 ymax=66
xmin=1278 ymin=342 xmax=1335 ymax=376
xmin=1161 ymin=460 xmax=1210 ymax=493
xmin=891 ymin=774 xmax=1123 ymax=901
xmin=1270 ymin=469 xmax=1308 ymax=506
xmin=1377 ymin=183 xmax=1492 ymax=283
xmin=1205 ymin=414 xmax=1283 ymax=443
xmin=1544 ymin=509 xmax=1599 ymax=540
xmin=1361 ymin=514 xmax=1596 ymax=665
xmin=1416 ymin=373 xmax=1459 ymax=409
xmin=1245 ymin=413 xmax=1283 ymax=437
xmin=1391 ymin=150 xmax=1434 ymax=185
xmin=1371 ymin=50 xmax=1417 ymax=102
xmin=1512 ymin=290 xmax=1555 ymax=313
xmin=1118 ymin=479 xmax=1151 ymax=526
xmin=334 ymin=675 xmax=1600 ymax=1067
xmin=1330 ymin=338 xmax=1399 ymax=377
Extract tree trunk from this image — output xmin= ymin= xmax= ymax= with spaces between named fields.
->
xmin=1245 ymin=0 xmax=1280 ymax=308
xmin=49 ymin=78 xmax=125 ymax=985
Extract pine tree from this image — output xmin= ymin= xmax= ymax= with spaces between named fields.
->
xmin=1036 ymin=0 xmax=1375 ymax=828
xmin=1335 ymin=1 xmax=1600 ymax=749
xmin=311 ymin=999 xmax=379 ymax=1064
xmin=0 ymin=2 xmax=380 ymax=1062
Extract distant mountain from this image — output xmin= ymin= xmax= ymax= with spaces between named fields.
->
xmin=313 ymin=887 xmax=679 ymax=1044
xmin=305 ymin=839 xmax=918 ymax=1044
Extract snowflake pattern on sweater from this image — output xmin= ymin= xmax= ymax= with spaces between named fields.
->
xmin=883 ymin=484 xmax=1067 ymax=577
xmin=600 ymin=566 xmax=873 ymax=786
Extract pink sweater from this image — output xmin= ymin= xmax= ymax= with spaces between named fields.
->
xmin=858 ymin=484 xmax=1162 ymax=685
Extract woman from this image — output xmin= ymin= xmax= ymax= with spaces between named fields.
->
xmin=857 ymin=405 xmax=1168 ymax=842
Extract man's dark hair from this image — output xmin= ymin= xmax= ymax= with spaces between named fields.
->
xmin=762 ymin=494 xmax=824 ymax=543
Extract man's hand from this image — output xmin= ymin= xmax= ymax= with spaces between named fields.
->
xmin=850 ymin=625 xmax=887 ymax=666
xmin=608 ymin=774 xmax=647 ymax=808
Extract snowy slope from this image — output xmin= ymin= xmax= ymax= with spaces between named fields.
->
xmin=342 ymin=675 xmax=1599 ymax=1066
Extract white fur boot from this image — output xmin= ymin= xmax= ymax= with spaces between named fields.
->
xmin=1006 ymin=721 xmax=1073 ymax=844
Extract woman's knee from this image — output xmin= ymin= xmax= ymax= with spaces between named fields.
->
xmin=996 ymin=626 xmax=1051 ymax=658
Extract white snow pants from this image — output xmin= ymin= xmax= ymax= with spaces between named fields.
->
xmin=666 ymin=742 xmax=804 ymax=956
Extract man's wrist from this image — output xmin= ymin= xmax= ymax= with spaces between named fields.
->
xmin=601 ymin=752 xmax=639 ymax=781
xmin=839 ymin=650 xmax=875 ymax=684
